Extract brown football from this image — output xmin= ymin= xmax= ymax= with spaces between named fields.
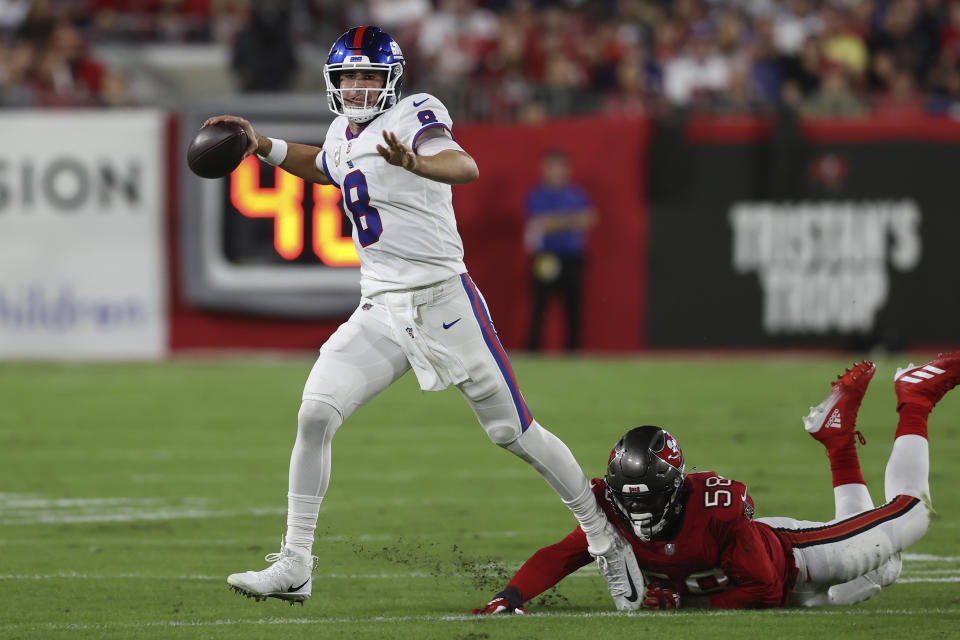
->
xmin=186 ymin=122 xmax=248 ymax=179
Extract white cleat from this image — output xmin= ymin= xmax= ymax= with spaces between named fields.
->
xmin=589 ymin=523 xmax=644 ymax=611
xmin=227 ymin=545 xmax=318 ymax=605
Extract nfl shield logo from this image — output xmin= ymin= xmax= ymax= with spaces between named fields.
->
xmin=664 ymin=544 xmax=675 ymax=556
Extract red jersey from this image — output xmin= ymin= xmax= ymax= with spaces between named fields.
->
xmin=507 ymin=472 xmax=798 ymax=609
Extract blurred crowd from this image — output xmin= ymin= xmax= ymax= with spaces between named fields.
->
xmin=3 ymin=0 xmax=960 ymax=121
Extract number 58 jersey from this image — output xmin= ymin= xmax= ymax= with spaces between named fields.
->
xmin=318 ymin=94 xmax=468 ymax=298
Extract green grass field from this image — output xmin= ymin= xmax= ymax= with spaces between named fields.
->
xmin=1 ymin=354 xmax=958 ymax=639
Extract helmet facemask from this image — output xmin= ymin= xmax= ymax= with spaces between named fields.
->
xmin=605 ymin=426 xmax=686 ymax=542
xmin=608 ymin=473 xmax=684 ymax=541
xmin=324 ymin=60 xmax=404 ymax=123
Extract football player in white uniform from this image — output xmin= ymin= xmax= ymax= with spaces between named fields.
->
xmin=205 ymin=26 xmax=628 ymax=605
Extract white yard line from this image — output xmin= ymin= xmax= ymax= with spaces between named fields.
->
xmin=902 ymin=553 xmax=960 ymax=562
xmin=2 ymin=608 xmax=960 ymax=633
xmin=899 ymin=569 xmax=960 ymax=575
xmin=894 ymin=577 xmax=960 ymax=583
xmin=0 ymin=530 xmax=559 ymax=544
xmin=0 ymin=572 xmax=442 ymax=581
xmin=1 ymin=498 xmax=555 ymax=526
xmin=3 ymin=570 xmax=959 ymax=583
xmin=0 ymin=506 xmax=287 ymax=525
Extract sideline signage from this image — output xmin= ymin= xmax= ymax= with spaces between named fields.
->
xmin=647 ymin=117 xmax=959 ymax=349
xmin=0 ymin=110 xmax=168 ymax=359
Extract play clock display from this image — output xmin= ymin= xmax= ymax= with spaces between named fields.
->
xmin=180 ymin=101 xmax=360 ymax=317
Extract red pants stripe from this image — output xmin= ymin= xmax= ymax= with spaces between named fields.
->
xmin=774 ymin=495 xmax=920 ymax=548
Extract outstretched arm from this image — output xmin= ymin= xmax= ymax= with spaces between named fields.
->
xmin=376 ymin=130 xmax=479 ymax=185
xmin=473 ymin=528 xmax=593 ymax=614
xmin=202 ymin=115 xmax=330 ymax=185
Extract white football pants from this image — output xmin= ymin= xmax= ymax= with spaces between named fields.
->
xmin=288 ymin=273 xmax=594 ymax=534
xmin=758 ymin=435 xmax=930 ymax=606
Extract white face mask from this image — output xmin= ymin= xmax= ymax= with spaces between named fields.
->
xmin=323 ymin=62 xmax=403 ymax=123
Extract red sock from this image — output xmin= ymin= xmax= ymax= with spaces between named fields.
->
xmin=827 ymin=445 xmax=865 ymax=487
xmin=895 ymin=403 xmax=930 ymax=439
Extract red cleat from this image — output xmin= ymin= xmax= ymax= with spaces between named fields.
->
xmin=895 ymin=351 xmax=960 ymax=412
xmin=803 ymin=361 xmax=876 ymax=449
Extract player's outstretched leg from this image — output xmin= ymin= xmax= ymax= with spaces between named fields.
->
xmin=770 ymin=355 xmax=959 ymax=606
xmin=885 ymin=350 xmax=960 ymax=503
xmin=227 ymin=542 xmax=318 ymax=605
xmin=791 ymin=361 xmax=897 ymax=605
xmin=803 ymin=361 xmax=875 ymax=520
xmin=796 ymin=350 xmax=960 ymax=594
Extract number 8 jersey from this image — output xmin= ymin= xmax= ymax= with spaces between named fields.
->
xmin=318 ymin=93 xmax=468 ymax=297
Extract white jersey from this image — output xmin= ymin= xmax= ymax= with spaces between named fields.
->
xmin=318 ymin=93 xmax=467 ymax=297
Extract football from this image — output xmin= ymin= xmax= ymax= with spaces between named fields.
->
xmin=186 ymin=122 xmax=248 ymax=179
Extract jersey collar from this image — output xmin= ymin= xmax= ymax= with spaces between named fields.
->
xmin=345 ymin=112 xmax=383 ymax=140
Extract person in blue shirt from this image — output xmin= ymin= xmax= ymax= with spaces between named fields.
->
xmin=525 ymin=149 xmax=596 ymax=352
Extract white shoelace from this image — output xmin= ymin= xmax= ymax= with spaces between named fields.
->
xmin=261 ymin=549 xmax=319 ymax=576
xmin=595 ymin=547 xmax=630 ymax=596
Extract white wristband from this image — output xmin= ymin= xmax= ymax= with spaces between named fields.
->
xmin=257 ymin=137 xmax=288 ymax=166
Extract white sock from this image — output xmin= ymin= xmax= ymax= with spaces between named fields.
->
xmin=884 ymin=435 xmax=930 ymax=502
xmin=833 ymin=483 xmax=873 ymax=521
xmin=564 ymin=483 xmax=612 ymax=551
xmin=286 ymin=492 xmax=323 ymax=554
xmin=284 ymin=400 xmax=342 ymax=555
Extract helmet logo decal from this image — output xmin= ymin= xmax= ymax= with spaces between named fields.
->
xmin=652 ymin=431 xmax=683 ymax=468
xmin=665 ymin=435 xmax=680 ymax=460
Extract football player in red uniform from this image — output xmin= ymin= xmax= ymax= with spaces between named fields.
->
xmin=473 ymin=351 xmax=958 ymax=613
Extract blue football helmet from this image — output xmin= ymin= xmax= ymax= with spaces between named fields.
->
xmin=323 ymin=26 xmax=405 ymax=123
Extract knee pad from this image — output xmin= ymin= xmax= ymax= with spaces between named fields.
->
xmin=297 ymin=399 xmax=341 ymax=442
xmin=485 ymin=421 xmax=522 ymax=447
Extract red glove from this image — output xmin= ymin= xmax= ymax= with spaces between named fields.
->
xmin=643 ymin=582 xmax=681 ymax=610
xmin=472 ymin=596 xmax=528 ymax=615
xmin=473 ymin=587 xmax=528 ymax=615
